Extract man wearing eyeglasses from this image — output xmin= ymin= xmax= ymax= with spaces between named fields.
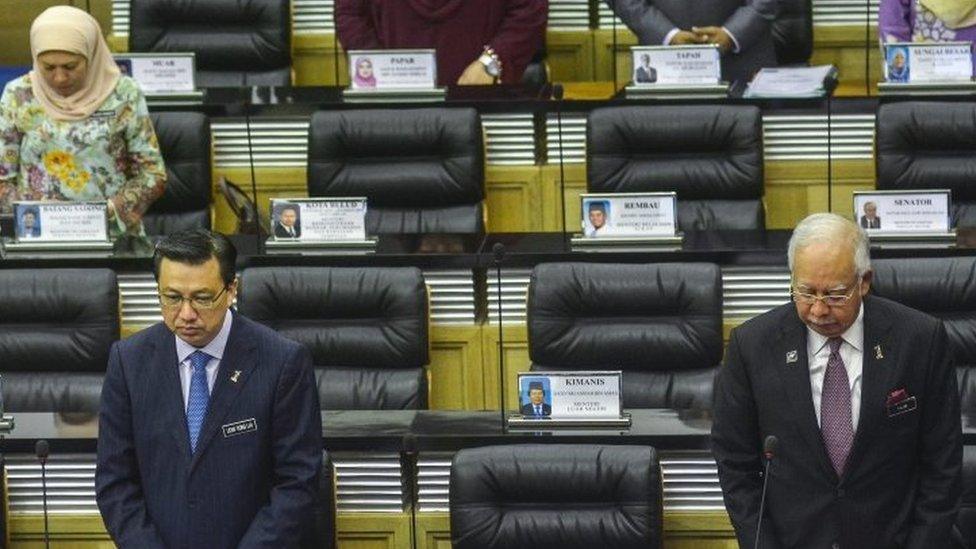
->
xmin=712 ymin=213 xmax=961 ymax=548
xmin=95 ymin=229 xmax=322 ymax=548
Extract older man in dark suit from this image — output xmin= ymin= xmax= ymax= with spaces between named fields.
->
xmin=96 ymin=229 xmax=322 ymax=548
xmin=606 ymin=0 xmax=777 ymax=82
xmin=712 ymin=213 xmax=961 ymax=548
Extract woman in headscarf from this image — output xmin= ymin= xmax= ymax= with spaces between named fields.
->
xmin=0 ymin=5 xmax=166 ymax=237
xmin=880 ymin=0 xmax=976 ymax=67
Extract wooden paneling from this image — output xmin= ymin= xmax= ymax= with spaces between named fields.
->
xmin=415 ymin=513 xmax=452 ymax=549
xmin=764 ymin=159 xmax=876 ymax=229
xmin=592 ymin=28 xmax=638 ymax=87
xmin=811 ymin=26 xmax=881 ymax=97
xmin=211 ymin=167 xmax=307 ymax=234
xmin=336 ymin=512 xmax=413 ymax=549
xmin=546 ymin=30 xmax=595 ymax=83
xmin=485 ymin=165 xmax=544 ymax=233
xmin=481 ymin=324 xmax=531 ymax=411
xmin=540 ymin=163 xmax=587 ymax=233
xmin=428 ymin=325 xmax=485 ymax=410
xmin=8 ymin=514 xmax=112 ymax=548
xmin=664 ymin=510 xmax=737 ymax=548
xmin=293 ymin=33 xmax=349 ymax=87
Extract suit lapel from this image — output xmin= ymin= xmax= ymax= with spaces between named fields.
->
xmin=773 ymin=313 xmax=838 ymax=482
xmin=153 ymin=331 xmax=192 ymax=465
xmin=189 ymin=317 xmax=258 ymax=472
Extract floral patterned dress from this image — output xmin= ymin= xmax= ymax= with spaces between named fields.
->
xmin=0 ymin=74 xmax=166 ymax=237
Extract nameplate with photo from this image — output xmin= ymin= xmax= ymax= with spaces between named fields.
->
xmin=515 ymin=372 xmax=623 ymax=421
xmin=347 ymin=50 xmax=438 ymax=90
xmin=12 ymin=201 xmax=108 ymax=243
xmin=269 ymin=197 xmax=369 ymax=244
xmin=883 ymin=42 xmax=972 ymax=83
xmin=580 ymin=193 xmax=678 ymax=240
xmin=114 ymin=53 xmax=197 ymax=94
xmin=852 ymin=190 xmax=952 ymax=236
xmin=631 ymin=45 xmax=721 ymax=86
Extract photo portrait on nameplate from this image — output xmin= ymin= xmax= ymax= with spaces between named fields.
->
xmin=112 ymin=53 xmax=196 ymax=94
xmin=516 ymin=372 xmax=622 ymax=420
xmin=13 ymin=201 xmax=109 ymax=242
xmin=852 ymin=190 xmax=951 ymax=234
xmin=519 ymin=377 xmax=552 ymax=418
xmin=347 ymin=50 xmax=437 ymax=90
xmin=581 ymin=193 xmax=677 ymax=238
xmin=270 ymin=197 xmax=368 ymax=242
xmin=630 ymin=45 xmax=721 ymax=86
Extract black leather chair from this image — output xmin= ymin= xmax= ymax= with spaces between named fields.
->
xmin=870 ymin=257 xmax=976 ymax=547
xmin=0 ymin=269 xmax=118 ymax=412
xmin=143 ymin=112 xmax=211 ymax=236
xmin=307 ymin=108 xmax=485 ymax=235
xmin=877 ymin=102 xmax=976 ymax=228
xmin=772 ymin=0 xmax=812 ymax=66
xmin=237 ymin=266 xmax=429 ymax=409
xmin=129 ymin=0 xmax=291 ymax=87
xmin=587 ymin=105 xmax=765 ymax=230
xmin=527 ymin=262 xmax=722 ymax=409
xmin=451 ymin=444 xmax=663 ymax=549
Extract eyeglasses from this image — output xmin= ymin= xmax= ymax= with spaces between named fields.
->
xmin=159 ymin=285 xmax=229 ymax=310
xmin=791 ymin=280 xmax=859 ymax=307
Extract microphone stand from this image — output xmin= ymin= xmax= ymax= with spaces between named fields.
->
xmin=243 ymin=92 xmax=263 ymax=254
xmin=35 ymin=440 xmax=50 ymax=549
xmin=552 ymin=84 xmax=568 ymax=250
xmin=492 ymin=243 xmax=507 ymax=432
xmin=755 ymin=435 xmax=778 ymax=549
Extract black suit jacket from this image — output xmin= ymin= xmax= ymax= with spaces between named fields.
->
xmin=96 ymin=313 xmax=322 ymax=548
xmin=860 ymin=215 xmax=881 ymax=229
xmin=520 ymin=402 xmax=552 ymax=416
xmin=635 ymin=65 xmax=657 ymax=83
xmin=274 ymin=221 xmax=301 ymax=238
xmin=712 ymin=296 xmax=961 ymax=548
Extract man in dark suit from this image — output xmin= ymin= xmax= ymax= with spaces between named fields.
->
xmin=712 ymin=213 xmax=961 ymax=548
xmin=607 ymin=0 xmax=778 ymax=82
xmin=520 ymin=381 xmax=552 ymax=417
xmin=274 ymin=204 xmax=302 ymax=239
xmin=635 ymin=53 xmax=657 ymax=83
xmin=96 ymin=229 xmax=322 ymax=548
xmin=18 ymin=208 xmax=41 ymax=238
xmin=860 ymin=201 xmax=881 ymax=229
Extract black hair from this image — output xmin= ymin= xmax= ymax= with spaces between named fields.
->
xmin=278 ymin=203 xmax=299 ymax=215
xmin=588 ymin=201 xmax=607 ymax=213
xmin=152 ymin=229 xmax=237 ymax=286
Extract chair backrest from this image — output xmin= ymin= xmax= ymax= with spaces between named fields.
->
xmin=587 ymin=105 xmax=764 ymax=230
xmin=129 ymin=0 xmax=291 ymax=87
xmin=772 ymin=0 xmax=813 ymax=65
xmin=307 ymin=108 xmax=485 ymax=235
xmin=237 ymin=266 xmax=430 ymax=410
xmin=450 ymin=444 xmax=662 ymax=549
xmin=143 ymin=111 xmax=211 ymax=236
xmin=876 ymin=102 xmax=976 ymax=227
xmin=0 ymin=269 xmax=118 ymax=412
xmin=527 ymin=262 xmax=722 ymax=409
xmin=871 ymin=257 xmax=976 ymax=411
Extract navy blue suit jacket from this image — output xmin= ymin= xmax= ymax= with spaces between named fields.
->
xmin=96 ymin=313 xmax=322 ymax=548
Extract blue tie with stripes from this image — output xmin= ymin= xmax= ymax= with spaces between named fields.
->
xmin=186 ymin=350 xmax=212 ymax=453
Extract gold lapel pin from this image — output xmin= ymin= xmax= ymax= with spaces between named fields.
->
xmin=230 ymin=370 xmax=242 ymax=383
xmin=874 ymin=344 xmax=884 ymax=360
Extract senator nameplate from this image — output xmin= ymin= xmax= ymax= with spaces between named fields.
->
xmin=853 ymin=190 xmax=954 ymax=243
xmin=343 ymin=49 xmax=445 ymax=102
xmin=626 ymin=45 xmax=728 ymax=99
xmin=572 ymin=192 xmax=682 ymax=248
xmin=113 ymin=53 xmax=203 ymax=104
xmin=265 ymin=197 xmax=375 ymax=250
xmin=880 ymin=42 xmax=975 ymax=94
xmin=508 ymin=371 xmax=629 ymax=429
xmin=4 ymin=201 xmax=112 ymax=251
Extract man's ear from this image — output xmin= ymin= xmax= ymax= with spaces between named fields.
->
xmin=859 ymin=270 xmax=873 ymax=296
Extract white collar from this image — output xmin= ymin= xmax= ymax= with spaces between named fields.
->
xmin=807 ymin=302 xmax=864 ymax=355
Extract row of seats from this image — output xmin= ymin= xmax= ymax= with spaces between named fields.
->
xmin=3 ymin=257 xmax=976 ymax=413
xmin=151 ymin=102 xmax=976 ymax=236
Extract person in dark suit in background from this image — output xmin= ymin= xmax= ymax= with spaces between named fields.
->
xmin=860 ymin=201 xmax=881 ymax=229
xmin=606 ymin=0 xmax=778 ymax=82
xmin=274 ymin=203 xmax=301 ymax=239
xmin=635 ymin=53 xmax=657 ymax=83
xmin=712 ymin=213 xmax=961 ymax=548
xmin=96 ymin=229 xmax=322 ymax=548
xmin=520 ymin=381 xmax=552 ymax=417
xmin=18 ymin=206 xmax=40 ymax=238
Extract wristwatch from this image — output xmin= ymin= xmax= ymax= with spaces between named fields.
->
xmin=478 ymin=46 xmax=502 ymax=81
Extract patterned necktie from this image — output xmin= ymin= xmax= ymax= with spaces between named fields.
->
xmin=821 ymin=338 xmax=854 ymax=476
xmin=186 ymin=350 xmax=212 ymax=453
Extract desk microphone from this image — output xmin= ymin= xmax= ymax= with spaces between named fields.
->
xmin=551 ymin=83 xmax=568 ymax=249
xmin=492 ymin=243 xmax=507 ymax=430
xmin=754 ymin=435 xmax=778 ymax=549
xmin=35 ymin=439 xmax=51 ymax=549
xmin=243 ymin=91 xmax=263 ymax=254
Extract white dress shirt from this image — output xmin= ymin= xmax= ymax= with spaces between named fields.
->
xmin=806 ymin=304 xmax=864 ymax=431
xmin=175 ymin=309 xmax=233 ymax=412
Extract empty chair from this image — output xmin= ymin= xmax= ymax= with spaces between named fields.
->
xmin=143 ymin=111 xmax=211 ymax=236
xmin=451 ymin=444 xmax=662 ymax=549
xmin=877 ymin=102 xmax=976 ymax=227
xmin=237 ymin=266 xmax=429 ymax=409
xmin=527 ymin=262 xmax=722 ymax=409
xmin=0 ymin=269 xmax=118 ymax=412
xmin=307 ymin=108 xmax=485 ymax=235
xmin=129 ymin=0 xmax=291 ymax=87
xmin=587 ymin=105 xmax=764 ymax=230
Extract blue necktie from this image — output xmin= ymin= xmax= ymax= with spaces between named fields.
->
xmin=535 ymin=405 xmax=541 ymax=416
xmin=186 ymin=350 xmax=212 ymax=453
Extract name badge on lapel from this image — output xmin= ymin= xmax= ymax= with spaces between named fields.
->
xmin=222 ymin=418 xmax=257 ymax=438
xmin=885 ymin=388 xmax=917 ymax=417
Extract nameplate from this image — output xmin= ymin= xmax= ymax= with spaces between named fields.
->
xmin=222 ymin=418 xmax=257 ymax=438
xmin=853 ymin=190 xmax=951 ymax=234
xmin=12 ymin=201 xmax=108 ymax=243
xmin=270 ymin=197 xmax=368 ymax=242
xmin=631 ymin=45 xmax=721 ymax=86
xmin=581 ymin=193 xmax=677 ymax=238
xmin=114 ymin=53 xmax=196 ymax=94
xmin=348 ymin=50 xmax=438 ymax=90
xmin=884 ymin=42 xmax=972 ymax=83
xmin=517 ymin=372 xmax=622 ymax=420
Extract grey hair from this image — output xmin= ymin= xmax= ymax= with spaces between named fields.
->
xmin=787 ymin=213 xmax=871 ymax=277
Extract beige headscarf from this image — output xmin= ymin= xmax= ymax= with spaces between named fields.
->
xmin=919 ymin=0 xmax=976 ymax=29
xmin=29 ymin=6 xmax=120 ymax=121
